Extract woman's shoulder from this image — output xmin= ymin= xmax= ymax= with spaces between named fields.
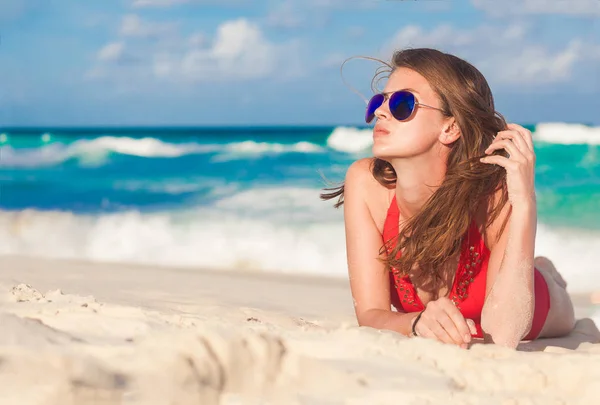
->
xmin=345 ymin=158 xmax=395 ymax=233
xmin=345 ymin=158 xmax=375 ymax=183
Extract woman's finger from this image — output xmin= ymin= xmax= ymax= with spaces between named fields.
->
xmin=466 ymin=319 xmax=478 ymax=336
xmin=420 ymin=310 xmax=455 ymax=344
xmin=428 ymin=321 xmax=456 ymax=345
xmin=441 ymin=303 xmax=473 ymax=343
xmin=416 ymin=324 xmax=440 ymax=341
xmin=485 ymin=139 xmax=525 ymax=161
xmin=437 ymin=313 xmax=466 ymax=345
xmin=495 ymin=130 xmax=529 ymax=155
xmin=479 ymin=155 xmax=516 ymax=168
xmin=507 ymin=123 xmax=534 ymax=152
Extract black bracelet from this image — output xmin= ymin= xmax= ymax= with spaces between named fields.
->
xmin=412 ymin=311 xmax=424 ymax=337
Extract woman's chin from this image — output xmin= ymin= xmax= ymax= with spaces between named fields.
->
xmin=372 ymin=144 xmax=397 ymax=160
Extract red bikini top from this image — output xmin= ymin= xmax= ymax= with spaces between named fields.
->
xmin=382 ymin=195 xmax=490 ymax=337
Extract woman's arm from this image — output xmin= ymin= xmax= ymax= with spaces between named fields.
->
xmin=480 ymin=124 xmax=538 ymax=348
xmin=343 ymin=158 xmax=420 ymax=336
xmin=481 ymin=199 xmax=536 ymax=347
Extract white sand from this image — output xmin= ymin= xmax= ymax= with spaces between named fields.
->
xmin=0 ymin=255 xmax=598 ymax=405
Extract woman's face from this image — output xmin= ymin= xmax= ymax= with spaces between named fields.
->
xmin=371 ymin=67 xmax=451 ymax=160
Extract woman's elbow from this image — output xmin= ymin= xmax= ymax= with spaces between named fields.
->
xmin=356 ymin=308 xmax=379 ymax=327
xmin=482 ymin=329 xmax=525 ymax=349
xmin=481 ymin=310 xmax=534 ymax=349
xmin=356 ymin=307 xmax=396 ymax=330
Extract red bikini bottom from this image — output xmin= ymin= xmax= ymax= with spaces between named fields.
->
xmin=523 ymin=268 xmax=551 ymax=340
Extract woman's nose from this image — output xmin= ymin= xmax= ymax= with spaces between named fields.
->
xmin=374 ymin=99 xmax=390 ymax=121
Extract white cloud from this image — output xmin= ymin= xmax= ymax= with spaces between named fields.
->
xmin=131 ymin=0 xmax=245 ymax=8
xmin=346 ymin=26 xmax=365 ymax=39
xmin=89 ymin=17 xmax=305 ymax=85
xmin=308 ymin=0 xmax=374 ymax=9
xmin=152 ymin=53 xmax=174 ymax=78
xmin=131 ymin=0 xmax=189 ymax=8
xmin=321 ymin=53 xmax=346 ymax=69
xmin=97 ymin=42 xmax=126 ymax=62
xmin=386 ymin=23 xmax=600 ymax=86
xmin=262 ymin=0 xmax=374 ymax=30
xmin=180 ymin=19 xmax=276 ymax=80
xmin=120 ymin=14 xmax=177 ymax=39
xmin=389 ymin=23 xmax=527 ymax=51
xmin=265 ymin=1 xmax=304 ymax=29
xmin=187 ymin=33 xmax=205 ymax=47
xmin=481 ymin=40 xmax=584 ymax=85
xmin=472 ymin=0 xmax=600 ymax=16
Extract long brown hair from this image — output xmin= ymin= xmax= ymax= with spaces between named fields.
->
xmin=321 ymin=48 xmax=510 ymax=286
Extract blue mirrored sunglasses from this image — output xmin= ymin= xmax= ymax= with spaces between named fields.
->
xmin=365 ymin=90 xmax=444 ymax=124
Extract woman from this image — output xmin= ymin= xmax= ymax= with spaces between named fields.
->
xmin=322 ymin=48 xmax=575 ymax=349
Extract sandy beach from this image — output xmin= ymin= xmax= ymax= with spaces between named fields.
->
xmin=0 ymin=255 xmax=598 ymax=405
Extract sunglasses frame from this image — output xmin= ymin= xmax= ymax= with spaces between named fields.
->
xmin=365 ymin=90 xmax=445 ymax=124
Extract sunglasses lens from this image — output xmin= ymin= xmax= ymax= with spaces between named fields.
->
xmin=389 ymin=91 xmax=415 ymax=121
xmin=365 ymin=94 xmax=384 ymax=124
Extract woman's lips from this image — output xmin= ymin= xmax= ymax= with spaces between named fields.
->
xmin=373 ymin=125 xmax=390 ymax=138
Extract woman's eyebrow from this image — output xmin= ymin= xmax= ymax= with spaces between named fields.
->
xmin=382 ymin=88 xmax=420 ymax=95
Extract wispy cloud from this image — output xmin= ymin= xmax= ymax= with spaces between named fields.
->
xmin=131 ymin=0 xmax=246 ymax=8
xmin=88 ymin=16 xmax=306 ymax=86
xmin=8 ymin=0 xmax=600 ymax=125
xmin=262 ymin=0 xmax=375 ymax=30
xmin=180 ymin=19 xmax=278 ymax=80
xmin=346 ymin=26 xmax=366 ymax=39
xmin=97 ymin=42 xmax=126 ymax=62
xmin=387 ymin=23 xmax=600 ymax=86
xmin=120 ymin=14 xmax=178 ymax=39
xmin=265 ymin=1 xmax=304 ymax=29
xmin=131 ymin=0 xmax=192 ymax=8
xmin=472 ymin=0 xmax=600 ymax=16
xmin=308 ymin=0 xmax=376 ymax=9
xmin=320 ymin=53 xmax=346 ymax=69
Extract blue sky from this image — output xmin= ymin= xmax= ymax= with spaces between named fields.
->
xmin=1 ymin=0 xmax=599 ymax=127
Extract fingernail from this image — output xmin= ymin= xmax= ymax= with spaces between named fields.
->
xmin=461 ymin=343 xmax=468 ymax=349
xmin=464 ymin=334 xmax=471 ymax=342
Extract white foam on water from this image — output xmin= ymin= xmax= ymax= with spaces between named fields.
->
xmin=534 ymin=123 xmax=600 ymax=145
xmin=211 ymin=140 xmax=324 ymax=162
xmin=2 ymin=122 xmax=598 ymax=169
xmin=534 ymin=224 xmax=600 ymax=293
xmin=0 ymin=187 xmax=347 ymax=277
xmin=0 ymin=137 xmax=325 ymax=168
xmin=112 ymin=177 xmax=234 ymax=195
xmin=1 ymin=186 xmax=599 ymax=293
xmin=326 ymin=126 xmax=373 ymax=153
xmin=323 ymin=122 xmax=600 ymax=154
xmin=0 ymin=138 xmax=208 ymax=168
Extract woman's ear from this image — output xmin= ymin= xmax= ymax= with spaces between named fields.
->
xmin=440 ymin=118 xmax=461 ymax=145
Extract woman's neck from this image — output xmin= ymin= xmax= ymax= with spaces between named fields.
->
xmin=390 ymin=149 xmax=448 ymax=220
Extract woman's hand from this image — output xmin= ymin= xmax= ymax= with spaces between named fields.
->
xmin=412 ymin=297 xmax=478 ymax=348
xmin=480 ymin=123 xmax=537 ymax=206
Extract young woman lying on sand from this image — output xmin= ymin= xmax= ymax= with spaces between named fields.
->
xmin=322 ymin=48 xmax=576 ymax=349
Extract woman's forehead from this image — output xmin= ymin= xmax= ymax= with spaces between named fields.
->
xmin=385 ymin=68 xmax=432 ymax=94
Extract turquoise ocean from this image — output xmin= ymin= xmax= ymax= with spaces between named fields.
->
xmin=1 ymin=123 xmax=599 ymax=293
